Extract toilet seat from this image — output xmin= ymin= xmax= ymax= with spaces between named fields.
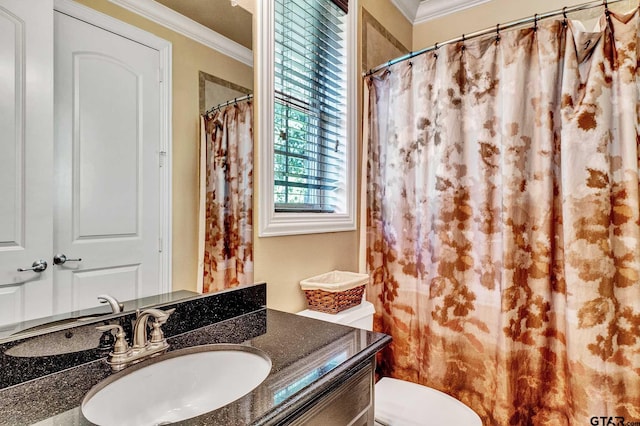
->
xmin=374 ymin=378 xmax=482 ymax=426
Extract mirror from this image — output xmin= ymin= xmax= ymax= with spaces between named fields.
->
xmin=0 ymin=0 xmax=253 ymax=338
xmin=1 ymin=290 xmax=198 ymax=341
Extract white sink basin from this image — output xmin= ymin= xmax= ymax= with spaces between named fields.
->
xmin=82 ymin=344 xmax=272 ymax=426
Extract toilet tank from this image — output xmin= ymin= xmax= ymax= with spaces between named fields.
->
xmin=297 ymin=301 xmax=375 ymax=331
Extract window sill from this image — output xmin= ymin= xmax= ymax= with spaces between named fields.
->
xmin=258 ymin=211 xmax=356 ymax=237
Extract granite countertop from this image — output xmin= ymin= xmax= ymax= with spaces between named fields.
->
xmin=0 ymin=296 xmax=390 ymax=425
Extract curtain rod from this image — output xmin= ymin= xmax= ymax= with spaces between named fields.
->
xmin=364 ymin=0 xmax=630 ymax=77
xmin=204 ymin=93 xmax=253 ymax=116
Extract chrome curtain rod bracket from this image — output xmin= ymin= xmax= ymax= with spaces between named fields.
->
xmin=364 ymin=0 xmax=628 ymax=77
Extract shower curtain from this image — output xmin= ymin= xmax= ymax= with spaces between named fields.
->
xmin=365 ymin=9 xmax=640 ymax=425
xmin=198 ymin=101 xmax=253 ymax=293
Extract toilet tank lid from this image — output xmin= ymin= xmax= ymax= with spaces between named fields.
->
xmin=297 ymin=301 xmax=375 ymax=325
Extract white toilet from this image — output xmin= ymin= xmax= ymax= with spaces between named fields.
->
xmin=298 ymin=302 xmax=483 ymax=426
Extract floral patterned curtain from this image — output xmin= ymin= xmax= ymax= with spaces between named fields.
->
xmin=365 ymin=10 xmax=640 ymax=425
xmin=199 ymin=101 xmax=253 ymax=293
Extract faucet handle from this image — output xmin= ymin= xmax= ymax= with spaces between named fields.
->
xmin=146 ymin=308 xmax=175 ymax=344
xmin=96 ymin=324 xmax=129 ymax=354
xmin=137 ymin=307 xmax=175 ymax=324
xmin=149 ymin=321 xmax=166 ymax=344
xmin=159 ymin=307 xmax=176 ymax=323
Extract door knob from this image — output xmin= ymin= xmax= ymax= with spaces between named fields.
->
xmin=53 ymin=254 xmax=82 ymax=265
xmin=17 ymin=259 xmax=48 ymax=272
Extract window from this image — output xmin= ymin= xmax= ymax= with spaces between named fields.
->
xmin=258 ymin=0 xmax=357 ymax=236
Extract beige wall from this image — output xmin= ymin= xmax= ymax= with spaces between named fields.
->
xmin=412 ymin=0 xmax=637 ymax=50
xmin=361 ymin=0 xmax=412 ymax=53
xmin=253 ymin=231 xmax=360 ymax=312
xmin=361 ymin=4 xmax=411 ymax=73
xmin=76 ymin=0 xmax=253 ymax=293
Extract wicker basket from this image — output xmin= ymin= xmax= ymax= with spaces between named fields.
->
xmin=300 ymin=271 xmax=369 ymax=314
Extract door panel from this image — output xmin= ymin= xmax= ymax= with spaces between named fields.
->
xmin=0 ymin=0 xmax=54 ymax=330
xmin=0 ymin=6 xmax=22 ymax=246
xmin=0 ymin=2 xmax=167 ymax=331
xmin=0 ymin=287 xmax=22 ymax=326
xmin=70 ymin=265 xmax=140 ymax=310
xmin=74 ymin=54 xmax=140 ymax=238
xmin=54 ymin=11 xmax=162 ymax=314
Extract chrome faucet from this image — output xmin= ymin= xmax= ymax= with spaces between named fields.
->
xmin=97 ymin=294 xmax=124 ymax=313
xmin=97 ymin=307 xmax=175 ymax=372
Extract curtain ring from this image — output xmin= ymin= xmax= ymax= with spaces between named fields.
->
xmin=433 ymin=42 xmax=439 ymax=59
xmin=386 ymin=60 xmax=392 ymax=74
xmin=533 ymin=13 xmax=538 ymax=32
xmin=562 ymin=6 xmax=568 ymax=27
xmin=461 ymin=34 xmax=466 ymax=51
xmin=495 ymin=23 xmax=501 ymax=43
xmin=603 ymin=0 xmax=611 ymax=17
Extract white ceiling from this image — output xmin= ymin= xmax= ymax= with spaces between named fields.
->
xmin=391 ymin=0 xmax=491 ymax=24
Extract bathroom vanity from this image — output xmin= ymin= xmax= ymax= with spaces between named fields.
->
xmin=0 ymin=283 xmax=391 ymax=425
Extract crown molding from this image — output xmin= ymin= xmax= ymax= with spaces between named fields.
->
xmin=414 ymin=0 xmax=491 ymax=24
xmin=108 ymin=0 xmax=253 ymax=67
xmin=389 ymin=0 xmax=420 ymax=23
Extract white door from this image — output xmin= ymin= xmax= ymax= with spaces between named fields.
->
xmin=0 ymin=0 xmax=54 ymax=331
xmin=54 ymin=11 xmax=163 ymax=313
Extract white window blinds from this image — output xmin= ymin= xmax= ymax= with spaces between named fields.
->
xmin=273 ymin=0 xmax=347 ymax=213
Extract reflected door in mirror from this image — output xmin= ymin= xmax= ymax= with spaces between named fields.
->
xmin=0 ymin=2 xmax=168 ymax=331
xmin=0 ymin=0 xmax=55 ymax=331
xmin=53 ymin=11 xmax=164 ymax=315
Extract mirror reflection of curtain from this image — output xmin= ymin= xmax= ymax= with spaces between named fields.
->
xmin=198 ymin=101 xmax=253 ymax=293
xmin=364 ymin=10 xmax=640 ymax=425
